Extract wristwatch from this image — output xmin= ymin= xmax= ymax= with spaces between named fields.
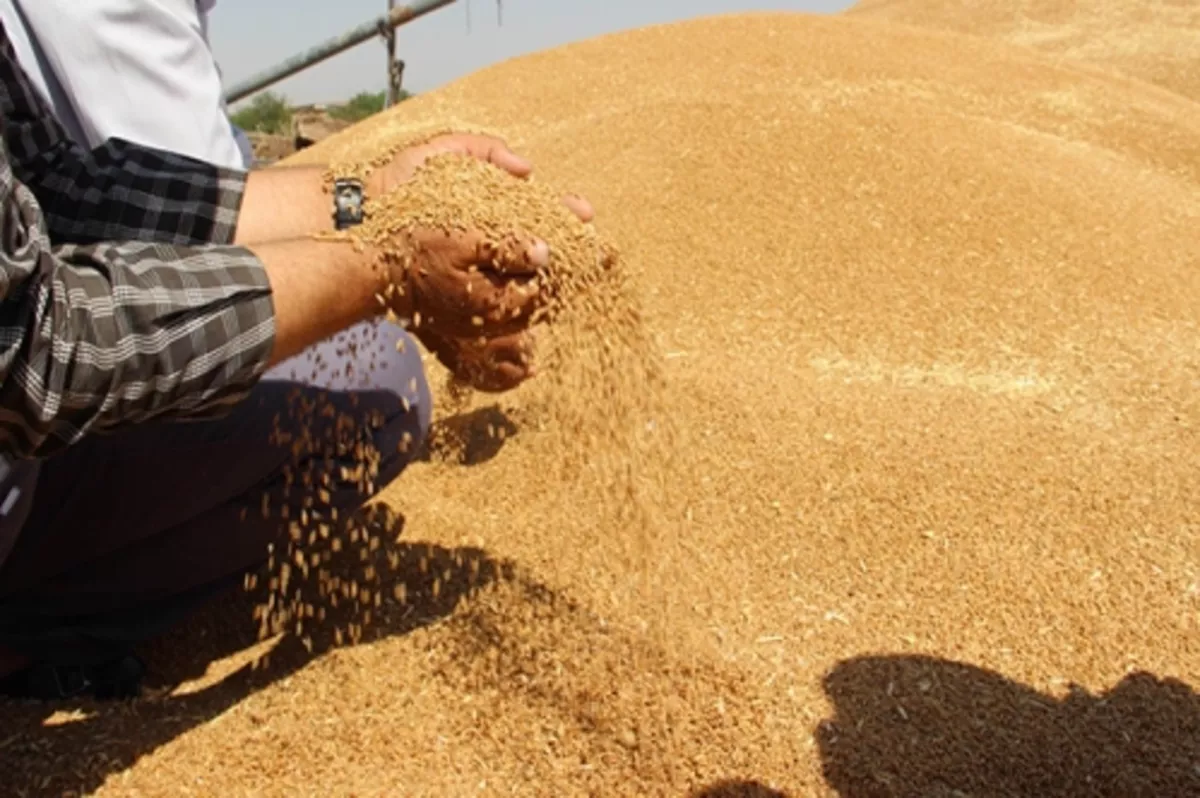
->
xmin=332 ymin=177 xmax=365 ymax=230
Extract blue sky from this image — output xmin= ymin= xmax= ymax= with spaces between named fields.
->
xmin=213 ymin=0 xmax=854 ymax=108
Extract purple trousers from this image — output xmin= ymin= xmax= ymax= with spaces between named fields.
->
xmin=0 ymin=320 xmax=431 ymax=665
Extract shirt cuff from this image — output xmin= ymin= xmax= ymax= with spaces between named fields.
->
xmin=210 ymin=167 xmax=251 ymax=247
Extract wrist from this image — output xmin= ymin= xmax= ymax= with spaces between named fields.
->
xmin=250 ymin=237 xmax=389 ymax=369
xmin=318 ymin=239 xmax=388 ymax=322
xmin=325 ymin=169 xmax=416 ymax=322
xmin=372 ymin=247 xmax=415 ymax=323
xmin=363 ymin=169 xmax=386 ymax=202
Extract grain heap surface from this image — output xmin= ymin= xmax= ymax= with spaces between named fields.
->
xmin=5 ymin=8 xmax=1200 ymax=797
xmin=847 ymin=0 xmax=1200 ymax=102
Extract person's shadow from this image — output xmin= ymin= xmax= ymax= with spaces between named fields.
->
xmin=0 ymin=503 xmax=520 ymax=796
xmin=817 ymin=654 xmax=1200 ymax=797
xmin=420 ymin=403 xmax=520 ymax=466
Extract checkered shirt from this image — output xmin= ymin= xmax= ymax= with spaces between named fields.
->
xmin=0 ymin=18 xmax=276 ymax=460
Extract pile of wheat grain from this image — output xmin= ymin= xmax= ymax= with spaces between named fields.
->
xmin=8 ymin=7 xmax=1200 ymax=797
xmin=847 ymin=0 xmax=1200 ymax=102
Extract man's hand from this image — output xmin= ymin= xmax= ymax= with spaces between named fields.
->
xmin=371 ymin=132 xmax=596 ymax=390
xmin=417 ymin=329 xmax=536 ymax=393
xmin=382 ymin=227 xmax=549 ymax=340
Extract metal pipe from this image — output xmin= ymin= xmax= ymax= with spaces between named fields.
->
xmin=224 ymin=0 xmax=457 ymax=105
xmin=385 ymin=0 xmax=397 ymax=108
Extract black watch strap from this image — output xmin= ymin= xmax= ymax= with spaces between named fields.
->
xmin=333 ymin=177 xmax=365 ymax=230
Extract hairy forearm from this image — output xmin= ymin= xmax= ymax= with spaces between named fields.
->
xmin=251 ymin=238 xmax=384 ymax=368
xmin=234 ymin=165 xmax=389 ymax=246
xmin=236 ymin=166 xmax=340 ymax=246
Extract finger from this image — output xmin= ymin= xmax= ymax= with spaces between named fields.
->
xmin=481 ymin=332 xmax=535 ymax=366
xmin=416 ymin=269 xmax=542 ymax=338
xmin=413 ymin=328 xmax=462 ymax=372
xmin=562 ymin=193 xmax=594 ymax=224
xmin=474 ymin=360 xmax=530 ymax=393
xmin=453 ymin=333 xmax=534 ymax=392
xmin=477 ymin=343 xmax=535 ymax=391
xmin=474 ymin=233 xmax=549 ymax=276
xmin=428 ymin=133 xmax=533 ymax=179
xmin=464 ymin=272 xmax=544 ymax=329
xmin=488 ymin=145 xmax=534 ymax=179
xmin=419 ymin=227 xmax=546 ymax=277
xmin=410 ymin=229 xmax=548 ymax=336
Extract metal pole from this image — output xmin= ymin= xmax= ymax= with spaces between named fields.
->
xmin=384 ymin=0 xmax=397 ymax=108
xmin=224 ymin=0 xmax=456 ymax=105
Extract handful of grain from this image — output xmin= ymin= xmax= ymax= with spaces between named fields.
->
xmin=347 ymin=151 xmax=617 ymax=318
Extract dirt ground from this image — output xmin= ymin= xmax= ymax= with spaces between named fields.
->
xmin=4 ymin=3 xmax=1200 ymax=797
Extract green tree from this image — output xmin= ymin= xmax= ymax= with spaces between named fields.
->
xmin=229 ymin=91 xmax=293 ymax=135
xmin=328 ymin=89 xmax=410 ymax=123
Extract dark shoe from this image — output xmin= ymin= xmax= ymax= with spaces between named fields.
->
xmin=0 ymin=654 xmax=145 ymax=701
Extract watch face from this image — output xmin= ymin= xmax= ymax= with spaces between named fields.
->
xmin=334 ymin=180 xmax=364 ymax=228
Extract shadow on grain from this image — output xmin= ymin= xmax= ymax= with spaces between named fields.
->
xmin=817 ymin=654 xmax=1200 ymax=798
xmin=422 ymin=403 xmax=521 ymax=467
xmin=0 ymin=506 xmax=511 ymax=797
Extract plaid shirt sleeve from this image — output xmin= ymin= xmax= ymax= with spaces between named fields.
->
xmin=0 ymin=23 xmax=277 ymax=459
xmin=0 ymin=18 xmax=244 ymax=249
